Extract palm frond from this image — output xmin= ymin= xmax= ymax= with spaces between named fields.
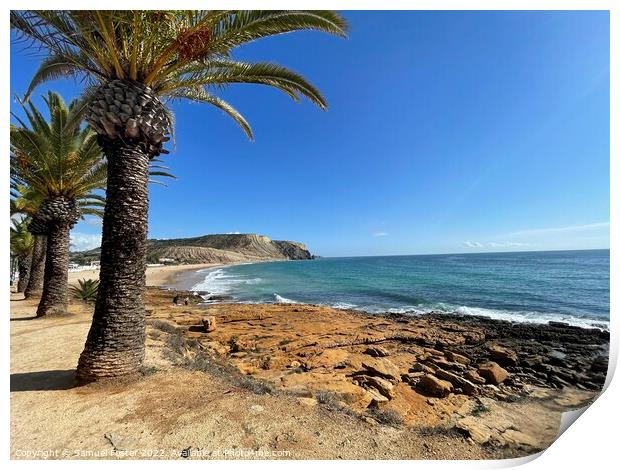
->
xmin=11 ymin=10 xmax=347 ymax=140
xmin=10 ymin=90 xmax=107 ymax=212
xmin=167 ymin=87 xmax=253 ymax=138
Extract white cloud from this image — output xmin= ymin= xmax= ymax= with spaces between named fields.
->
xmin=372 ymin=232 xmax=388 ymax=237
xmin=488 ymin=242 xmax=529 ymax=248
xmin=70 ymin=232 xmax=101 ymax=252
xmin=465 ymin=240 xmax=529 ymax=249
xmin=226 ymin=231 xmax=241 ymax=234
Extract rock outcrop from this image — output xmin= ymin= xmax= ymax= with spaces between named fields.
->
xmin=72 ymin=233 xmax=314 ymax=265
xmin=145 ymin=288 xmax=609 ymax=456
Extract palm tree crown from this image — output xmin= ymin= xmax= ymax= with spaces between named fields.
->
xmin=10 ymin=91 xmax=107 ymax=220
xmin=11 ymin=10 xmax=348 ymax=139
xmin=10 ymin=217 xmax=34 ymax=258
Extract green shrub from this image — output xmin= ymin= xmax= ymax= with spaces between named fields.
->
xmin=70 ymin=278 xmax=99 ymax=302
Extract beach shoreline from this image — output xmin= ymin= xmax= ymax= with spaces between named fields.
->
xmin=164 ymin=262 xmax=609 ymax=332
xmin=10 ymin=270 xmax=609 ymax=460
xmin=67 ymin=262 xmax=225 ymax=291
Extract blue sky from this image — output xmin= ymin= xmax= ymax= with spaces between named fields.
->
xmin=10 ymin=11 xmax=609 ymax=256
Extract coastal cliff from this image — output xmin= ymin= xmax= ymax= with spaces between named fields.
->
xmin=71 ymin=233 xmax=314 ymax=265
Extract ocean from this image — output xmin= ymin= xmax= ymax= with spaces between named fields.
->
xmin=190 ymin=249 xmax=610 ymax=330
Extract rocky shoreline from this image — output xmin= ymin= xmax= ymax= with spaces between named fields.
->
xmin=416 ymin=311 xmax=609 ymax=391
xmin=145 ymin=287 xmax=609 ymax=454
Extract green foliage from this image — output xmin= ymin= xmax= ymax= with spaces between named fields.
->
xmin=10 ymin=91 xmax=107 ymax=219
xmin=10 ymin=183 xmax=44 ymax=217
xmin=70 ymin=278 xmax=100 ymax=302
xmin=146 ymin=252 xmax=160 ymax=264
xmin=10 ymin=217 xmax=34 ymax=257
xmin=11 ymin=10 xmax=348 ymax=139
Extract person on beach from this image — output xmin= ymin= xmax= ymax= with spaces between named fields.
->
xmin=173 ymin=294 xmax=180 ymax=305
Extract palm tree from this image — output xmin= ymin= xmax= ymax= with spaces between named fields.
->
xmin=11 ymin=92 xmax=108 ymax=317
xmin=10 ymin=217 xmax=35 ymax=292
xmin=11 ymin=183 xmax=47 ymax=298
xmin=11 ymin=160 xmax=171 ymax=302
xmin=11 ymin=10 xmax=347 ymax=381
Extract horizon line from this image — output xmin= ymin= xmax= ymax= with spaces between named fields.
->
xmin=315 ymin=247 xmax=610 ymax=258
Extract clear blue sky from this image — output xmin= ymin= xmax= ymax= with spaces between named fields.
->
xmin=10 ymin=11 xmax=610 ymax=256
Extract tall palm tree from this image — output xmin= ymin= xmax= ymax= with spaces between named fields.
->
xmin=12 ymin=10 xmax=347 ymax=381
xmin=11 ymin=182 xmax=47 ymax=298
xmin=10 ymin=217 xmax=35 ymax=292
xmin=11 ymin=91 xmax=108 ymax=317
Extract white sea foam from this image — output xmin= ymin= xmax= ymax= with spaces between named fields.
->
xmin=367 ymin=303 xmax=608 ymax=331
xmin=322 ymin=301 xmax=608 ymax=331
xmin=274 ymin=293 xmax=298 ymax=304
xmin=191 ymin=268 xmax=262 ymax=296
xmin=331 ymin=302 xmax=358 ymax=310
xmin=449 ymin=305 xmax=609 ymax=331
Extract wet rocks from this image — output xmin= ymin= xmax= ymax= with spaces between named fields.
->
xmin=589 ymin=354 xmax=608 ymax=373
xmin=547 ymin=349 xmax=567 ymax=366
xmin=478 ymin=362 xmax=509 ymax=385
xmin=418 ymin=374 xmax=453 ymax=397
xmin=206 ymin=294 xmax=233 ymax=301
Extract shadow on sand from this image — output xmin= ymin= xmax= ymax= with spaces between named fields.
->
xmin=10 ymin=315 xmax=39 ymax=322
xmin=10 ymin=370 xmax=77 ymax=392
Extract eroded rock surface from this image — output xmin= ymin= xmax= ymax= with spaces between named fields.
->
xmin=145 ymin=288 xmax=608 ymax=454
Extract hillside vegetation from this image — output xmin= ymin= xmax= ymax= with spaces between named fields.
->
xmin=71 ymin=233 xmax=313 ymax=265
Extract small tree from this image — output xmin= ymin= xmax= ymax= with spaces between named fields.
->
xmin=10 ymin=217 xmax=34 ymax=292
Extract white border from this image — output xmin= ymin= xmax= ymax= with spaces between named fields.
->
xmin=2 ymin=2 xmax=616 ymax=469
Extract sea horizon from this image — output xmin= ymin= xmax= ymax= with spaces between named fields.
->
xmin=312 ymin=247 xmax=610 ymax=259
xmin=189 ymin=249 xmax=610 ymax=331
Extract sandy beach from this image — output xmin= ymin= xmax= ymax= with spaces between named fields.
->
xmin=67 ymin=263 xmax=221 ymax=290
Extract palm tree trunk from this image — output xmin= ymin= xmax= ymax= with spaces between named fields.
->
xmin=25 ymin=235 xmax=46 ymax=298
xmin=36 ymin=222 xmax=70 ymax=317
xmin=77 ymin=141 xmax=150 ymax=381
xmin=10 ymin=257 xmax=17 ymax=288
xmin=17 ymin=253 xmax=32 ymax=293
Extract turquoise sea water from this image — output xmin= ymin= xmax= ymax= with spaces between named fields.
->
xmin=190 ymin=249 xmax=610 ymax=330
